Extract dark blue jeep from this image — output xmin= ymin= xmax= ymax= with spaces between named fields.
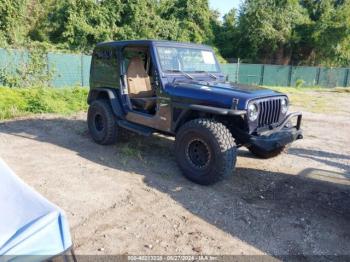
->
xmin=87 ymin=40 xmax=303 ymax=185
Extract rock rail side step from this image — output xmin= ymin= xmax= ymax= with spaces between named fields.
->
xmin=117 ymin=120 xmax=154 ymax=136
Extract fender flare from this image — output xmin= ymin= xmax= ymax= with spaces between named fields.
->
xmin=172 ymin=102 xmax=246 ymax=116
xmin=171 ymin=102 xmax=246 ymax=132
xmin=87 ymin=88 xmax=125 ymax=119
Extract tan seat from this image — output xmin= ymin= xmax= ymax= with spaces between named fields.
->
xmin=127 ymin=57 xmax=154 ymax=98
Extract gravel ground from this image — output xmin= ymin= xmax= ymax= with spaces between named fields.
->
xmin=0 ymin=90 xmax=349 ymax=258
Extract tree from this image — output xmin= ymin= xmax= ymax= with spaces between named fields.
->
xmin=34 ymin=0 xmax=124 ymax=51
xmin=214 ymin=8 xmax=239 ymax=59
xmin=29 ymin=0 xmax=180 ymax=51
xmin=0 ymin=0 xmax=349 ymax=66
xmin=117 ymin=0 xmax=179 ymax=41
xmin=0 ymin=0 xmax=27 ymax=46
xmin=236 ymin=0 xmax=308 ymax=64
xmin=159 ymin=0 xmax=216 ymax=44
xmin=298 ymin=0 xmax=350 ymax=66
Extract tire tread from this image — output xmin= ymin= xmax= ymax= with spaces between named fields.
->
xmin=88 ymin=99 xmax=118 ymax=145
xmin=175 ymin=118 xmax=237 ymax=185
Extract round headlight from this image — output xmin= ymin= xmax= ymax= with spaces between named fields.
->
xmin=281 ymin=98 xmax=288 ymax=114
xmin=248 ymin=103 xmax=259 ymax=121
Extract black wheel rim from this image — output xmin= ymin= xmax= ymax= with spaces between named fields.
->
xmin=186 ymin=139 xmax=211 ymax=169
xmin=94 ymin=114 xmax=104 ymax=132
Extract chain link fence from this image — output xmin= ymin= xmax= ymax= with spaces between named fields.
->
xmin=223 ymin=62 xmax=350 ymax=87
xmin=0 ymin=48 xmax=349 ymax=88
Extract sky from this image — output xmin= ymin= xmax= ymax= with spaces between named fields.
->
xmin=209 ymin=0 xmax=241 ymax=17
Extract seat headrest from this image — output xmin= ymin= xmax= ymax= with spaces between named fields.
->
xmin=128 ymin=57 xmax=145 ymax=73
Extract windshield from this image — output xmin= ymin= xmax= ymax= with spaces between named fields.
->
xmin=156 ymin=46 xmax=220 ymax=73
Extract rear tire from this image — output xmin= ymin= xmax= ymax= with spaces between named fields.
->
xmin=175 ymin=119 xmax=237 ymax=185
xmin=248 ymin=145 xmax=285 ymax=159
xmin=88 ymin=100 xmax=118 ymax=145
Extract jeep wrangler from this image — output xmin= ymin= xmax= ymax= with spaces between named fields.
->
xmin=87 ymin=40 xmax=303 ymax=185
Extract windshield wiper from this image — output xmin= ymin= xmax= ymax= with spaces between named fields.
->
xmin=193 ymin=70 xmax=218 ymax=80
xmin=165 ymin=70 xmax=194 ymax=79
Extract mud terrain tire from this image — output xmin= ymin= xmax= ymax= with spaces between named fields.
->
xmin=88 ymin=100 xmax=118 ymax=145
xmin=175 ymin=119 xmax=237 ymax=185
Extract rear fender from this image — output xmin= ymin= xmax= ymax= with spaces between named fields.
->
xmin=87 ymin=88 xmax=125 ymax=119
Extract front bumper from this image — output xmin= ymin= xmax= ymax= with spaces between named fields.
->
xmin=248 ymin=112 xmax=303 ymax=152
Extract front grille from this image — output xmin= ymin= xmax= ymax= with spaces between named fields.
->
xmin=257 ymin=98 xmax=282 ymax=128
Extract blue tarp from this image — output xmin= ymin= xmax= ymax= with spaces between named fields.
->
xmin=0 ymin=158 xmax=72 ymax=260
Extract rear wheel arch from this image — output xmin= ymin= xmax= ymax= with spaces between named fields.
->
xmin=88 ymin=88 xmax=125 ymax=118
xmin=88 ymin=89 xmax=111 ymax=104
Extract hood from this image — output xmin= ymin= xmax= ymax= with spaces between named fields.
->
xmin=165 ymin=80 xmax=284 ymax=110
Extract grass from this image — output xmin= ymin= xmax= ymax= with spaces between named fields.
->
xmin=266 ymin=86 xmax=350 ymax=113
xmin=0 ymin=86 xmax=88 ymax=120
xmin=1 ymin=85 xmax=349 ymax=120
xmin=267 ymin=86 xmax=350 ymax=94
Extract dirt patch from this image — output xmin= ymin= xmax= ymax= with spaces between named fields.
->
xmin=0 ymin=91 xmax=349 ymax=257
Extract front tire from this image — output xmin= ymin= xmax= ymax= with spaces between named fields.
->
xmin=88 ymin=100 xmax=118 ymax=145
xmin=175 ymin=119 xmax=237 ymax=185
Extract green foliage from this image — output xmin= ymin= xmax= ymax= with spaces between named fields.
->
xmin=0 ymin=0 xmax=349 ymax=66
xmin=36 ymin=0 xmax=123 ymax=51
xmin=0 ymin=86 xmax=88 ymax=120
xmin=119 ymin=0 xmax=178 ymax=40
xmin=0 ymin=0 xmax=27 ymax=45
xmin=214 ymin=0 xmax=350 ymax=66
xmin=298 ymin=0 xmax=350 ymax=66
xmin=214 ymin=9 xmax=238 ymax=59
xmin=0 ymin=46 xmax=53 ymax=87
xmin=295 ymin=79 xmax=305 ymax=88
xmin=159 ymin=0 xmax=216 ymax=43
xmin=236 ymin=0 xmax=309 ymax=64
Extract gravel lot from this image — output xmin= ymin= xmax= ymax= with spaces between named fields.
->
xmin=0 ymin=90 xmax=349 ymax=257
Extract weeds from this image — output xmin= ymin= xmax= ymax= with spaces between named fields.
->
xmin=0 ymin=86 xmax=88 ymax=120
xmin=0 ymin=47 xmax=54 ymax=87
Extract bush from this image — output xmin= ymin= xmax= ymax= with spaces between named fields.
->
xmin=295 ymin=79 xmax=305 ymax=88
xmin=0 ymin=86 xmax=88 ymax=120
xmin=0 ymin=47 xmax=54 ymax=88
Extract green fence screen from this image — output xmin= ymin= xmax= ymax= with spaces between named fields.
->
xmin=0 ymin=48 xmax=349 ymax=88
xmin=290 ymin=66 xmax=318 ymax=86
xmin=48 ymin=53 xmax=82 ymax=87
xmin=318 ymin=67 xmax=348 ymax=87
xmin=82 ymin=55 xmax=92 ymax=87
xmin=0 ymin=48 xmax=28 ymax=74
xmin=262 ymin=65 xmax=290 ymax=86
xmin=237 ymin=64 xmax=263 ymax=85
xmin=220 ymin=63 xmax=237 ymax=82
